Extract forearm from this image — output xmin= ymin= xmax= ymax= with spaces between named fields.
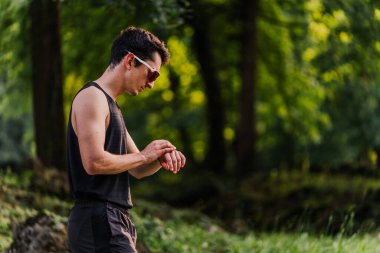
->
xmin=129 ymin=159 xmax=162 ymax=179
xmin=85 ymin=151 xmax=147 ymax=175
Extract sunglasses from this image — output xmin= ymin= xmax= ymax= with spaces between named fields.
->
xmin=131 ymin=53 xmax=160 ymax=83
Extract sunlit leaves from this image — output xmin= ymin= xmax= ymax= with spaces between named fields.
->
xmin=153 ymin=67 xmax=170 ymax=90
xmin=305 ymin=0 xmax=323 ymax=15
xmin=223 ymin=127 xmax=234 ymax=141
xmin=161 ymin=90 xmax=174 ymax=102
xmin=189 ymin=90 xmax=205 ymax=105
xmin=309 ymin=22 xmax=330 ymax=42
xmin=374 ymin=8 xmax=380 ymax=21
xmin=63 ymin=73 xmax=85 ymax=121
xmin=167 ymin=36 xmax=199 ymax=92
xmin=375 ymin=41 xmax=380 ymax=52
xmin=339 ymin=32 xmax=352 ymax=43
xmin=303 ymin=48 xmax=317 ymax=62
xmin=192 ymin=140 xmax=206 ymax=161
xmin=331 ymin=10 xmax=349 ymax=28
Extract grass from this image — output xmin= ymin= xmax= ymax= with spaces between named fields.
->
xmin=1 ymin=168 xmax=380 ymax=252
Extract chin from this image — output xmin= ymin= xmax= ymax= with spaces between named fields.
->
xmin=126 ymin=90 xmax=138 ymax=96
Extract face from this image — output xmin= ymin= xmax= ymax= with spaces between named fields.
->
xmin=123 ymin=52 xmax=162 ymax=96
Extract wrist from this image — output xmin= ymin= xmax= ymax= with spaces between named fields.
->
xmin=139 ymin=152 xmax=148 ymax=164
xmin=157 ymin=157 xmax=162 ymax=167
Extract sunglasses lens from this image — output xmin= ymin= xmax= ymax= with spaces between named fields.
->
xmin=148 ymin=71 xmax=160 ymax=82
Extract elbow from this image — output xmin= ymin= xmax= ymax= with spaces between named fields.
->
xmin=83 ymin=160 xmax=99 ymax=175
xmin=129 ymin=169 xmax=144 ymax=180
xmin=131 ymin=173 xmax=143 ymax=180
xmin=136 ymin=174 xmax=146 ymax=180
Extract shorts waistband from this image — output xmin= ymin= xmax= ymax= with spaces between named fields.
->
xmin=74 ymin=198 xmax=130 ymax=213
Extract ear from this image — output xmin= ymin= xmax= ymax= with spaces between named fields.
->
xmin=123 ymin=53 xmax=134 ymax=70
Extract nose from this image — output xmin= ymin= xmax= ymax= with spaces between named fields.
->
xmin=146 ymin=81 xmax=154 ymax=89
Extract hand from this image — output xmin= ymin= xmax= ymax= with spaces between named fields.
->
xmin=159 ymin=150 xmax=186 ymax=174
xmin=140 ymin=140 xmax=176 ymax=164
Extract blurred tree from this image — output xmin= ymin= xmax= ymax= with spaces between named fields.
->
xmin=30 ymin=0 xmax=66 ymax=170
xmin=167 ymin=66 xmax=196 ymax=164
xmin=188 ymin=0 xmax=227 ymax=172
xmin=235 ymin=0 xmax=260 ymax=176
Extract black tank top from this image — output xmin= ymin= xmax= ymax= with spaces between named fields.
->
xmin=67 ymin=82 xmax=132 ymax=208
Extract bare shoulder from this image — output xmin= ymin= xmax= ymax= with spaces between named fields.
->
xmin=71 ymin=86 xmax=109 ymax=136
xmin=72 ymin=86 xmax=108 ymax=116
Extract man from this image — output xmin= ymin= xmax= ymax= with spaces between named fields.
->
xmin=67 ymin=26 xmax=186 ymax=252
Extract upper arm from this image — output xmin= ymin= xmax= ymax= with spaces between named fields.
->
xmin=72 ymin=87 xmax=109 ymax=173
xmin=126 ymin=130 xmax=143 ymax=178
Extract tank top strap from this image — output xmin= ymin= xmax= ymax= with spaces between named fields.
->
xmin=88 ymin=82 xmax=115 ymax=104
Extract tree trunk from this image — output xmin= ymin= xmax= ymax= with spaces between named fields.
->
xmin=236 ymin=0 xmax=260 ymax=176
xmin=168 ymin=67 xmax=196 ymax=165
xmin=30 ymin=0 xmax=66 ymax=170
xmin=190 ymin=2 xmax=226 ymax=172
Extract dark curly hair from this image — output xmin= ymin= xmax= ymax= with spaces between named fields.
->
xmin=109 ymin=26 xmax=169 ymax=68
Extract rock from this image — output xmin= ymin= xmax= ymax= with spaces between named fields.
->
xmin=6 ymin=212 xmax=69 ymax=253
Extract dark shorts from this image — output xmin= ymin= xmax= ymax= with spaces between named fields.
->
xmin=68 ymin=200 xmax=137 ymax=253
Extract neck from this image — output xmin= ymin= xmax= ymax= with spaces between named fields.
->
xmin=94 ymin=65 xmax=123 ymax=100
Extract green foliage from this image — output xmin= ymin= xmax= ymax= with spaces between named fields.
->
xmin=246 ymin=0 xmax=380 ymax=170
xmin=1 ymin=0 xmax=380 ymax=188
xmin=235 ymin=170 xmax=380 ymax=234
xmin=0 ymin=0 xmax=34 ymax=167
xmin=58 ymin=0 xmax=380 ymax=172
xmin=105 ymin=0 xmax=187 ymax=30
xmin=118 ymin=202 xmax=380 ymax=252
xmin=0 ymin=169 xmax=36 ymax=249
xmin=302 ymin=0 xmax=380 ymax=168
xmin=0 ymin=0 xmax=32 ymax=117
xmin=2 ymin=169 xmax=380 ymax=252
xmin=231 ymin=233 xmax=380 ymax=253
xmin=0 ymin=116 xmax=33 ymax=168
xmin=256 ymin=0 xmax=330 ymax=169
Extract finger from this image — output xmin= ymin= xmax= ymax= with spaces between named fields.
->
xmin=158 ymin=157 xmax=167 ymax=170
xmin=156 ymin=140 xmax=176 ymax=148
xmin=159 ymin=156 xmax=170 ymax=170
xmin=162 ymin=153 xmax=173 ymax=172
xmin=168 ymin=152 xmax=176 ymax=172
xmin=179 ymin=152 xmax=186 ymax=168
xmin=162 ymin=161 xmax=170 ymax=170
xmin=158 ymin=142 xmax=176 ymax=150
xmin=174 ymin=151 xmax=181 ymax=173
xmin=170 ymin=152 xmax=178 ymax=173
xmin=175 ymin=151 xmax=182 ymax=171
xmin=157 ymin=148 xmax=175 ymax=157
